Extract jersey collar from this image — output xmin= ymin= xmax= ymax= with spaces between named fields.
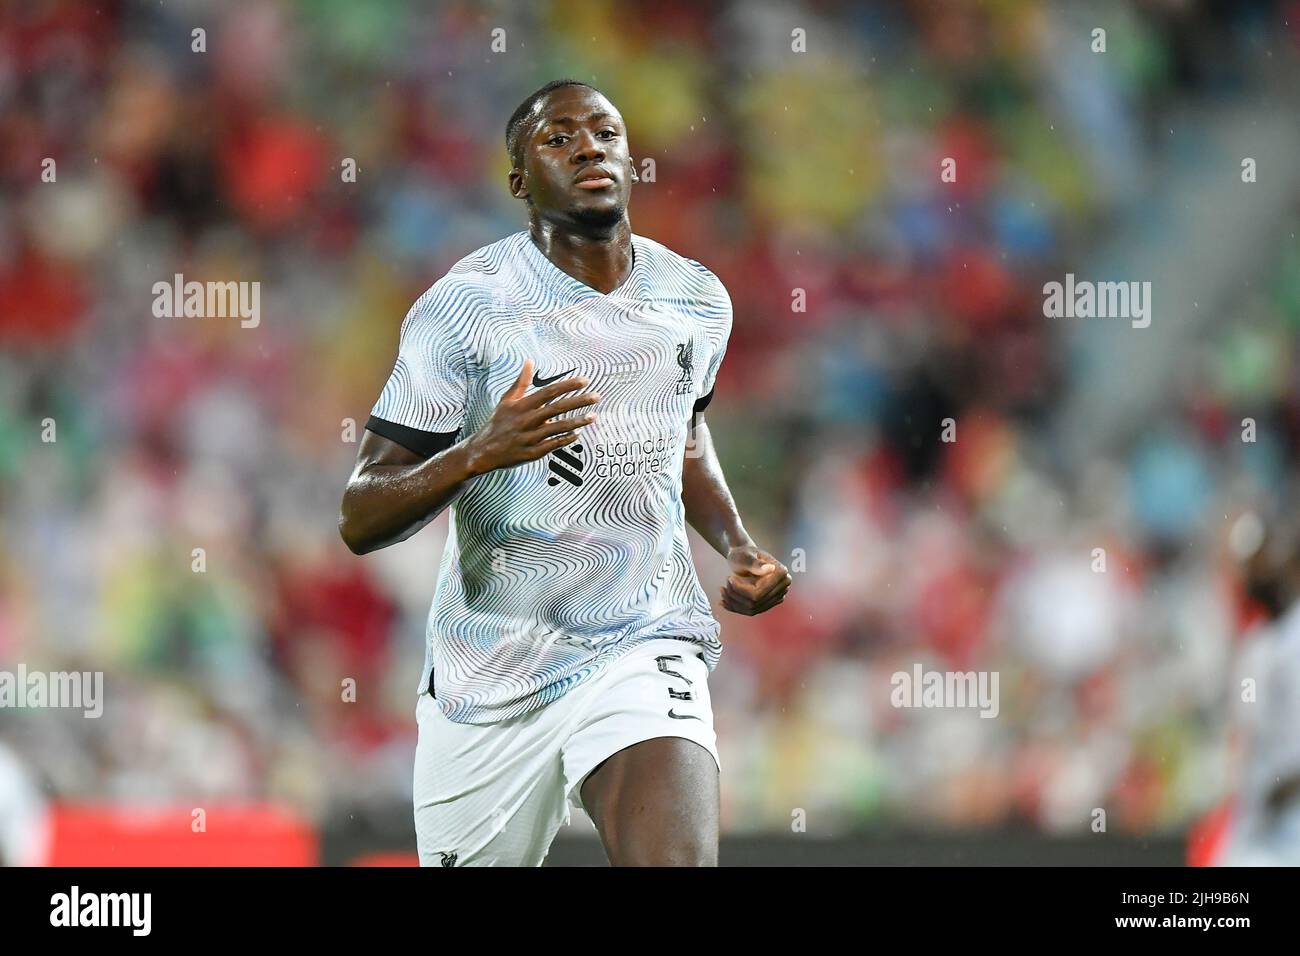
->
xmin=519 ymin=230 xmax=645 ymax=303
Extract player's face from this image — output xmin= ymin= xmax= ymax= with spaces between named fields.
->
xmin=511 ymin=86 xmax=633 ymax=230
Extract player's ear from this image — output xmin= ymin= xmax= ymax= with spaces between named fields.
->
xmin=508 ymin=167 xmax=529 ymax=201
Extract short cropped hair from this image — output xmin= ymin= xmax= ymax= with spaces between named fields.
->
xmin=505 ymin=79 xmax=603 ymax=168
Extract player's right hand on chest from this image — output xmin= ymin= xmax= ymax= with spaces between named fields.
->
xmin=465 ymin=359 xmax=600 ymax=474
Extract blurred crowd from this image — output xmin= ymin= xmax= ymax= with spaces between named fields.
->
xmin=2 ymin=0 xmax=1298 ymax=843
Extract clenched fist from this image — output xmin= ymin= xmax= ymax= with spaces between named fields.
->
xmin=720 ymin=545 xmax=791 ymax=615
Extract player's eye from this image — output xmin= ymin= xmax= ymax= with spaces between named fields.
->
xmin=597 ymin=129 xmax=617 ymax=139
xmin=547 ymin=134 xmax=570 ymax=146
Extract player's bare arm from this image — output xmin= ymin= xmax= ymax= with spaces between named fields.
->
xmin=339 ymin=358 xmax=599 ymax=554
xmin=682 ymin=411 xmax=791 ymax=615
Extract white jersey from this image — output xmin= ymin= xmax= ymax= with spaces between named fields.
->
xmin=1222 ymin=599 xmax=1300 ymax=864
xmin=369 ymin=230 xmax=732 ymax=724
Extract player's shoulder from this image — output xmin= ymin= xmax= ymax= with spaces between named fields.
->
xmin=634 ymin=233 xmax=731 ymax=315
xmin=445 ymin=231 xmax=533 ymax=286
xmin=404 ymin=233 xmax=529 ymax=328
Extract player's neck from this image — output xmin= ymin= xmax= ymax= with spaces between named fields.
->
xmin=528 ymin=217 xmax=634 ymax=295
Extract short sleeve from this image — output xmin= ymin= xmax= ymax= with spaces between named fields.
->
xmin=694 ymin=277 xmax=732 ymax=413
xmin=369 ymin=279 xmax=472 ymax=443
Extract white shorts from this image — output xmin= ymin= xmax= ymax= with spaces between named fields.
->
xmin=412 ymin=638 xmax=720 ymax=867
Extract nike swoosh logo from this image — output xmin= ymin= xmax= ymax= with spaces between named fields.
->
xmin=532 ymin=367 xmax=576 ymax=388
xmin=667 ymin=709 xmax=701 ymax=721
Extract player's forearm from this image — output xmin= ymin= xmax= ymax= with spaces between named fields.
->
xmin=339 ymin=442 xmax=480 ymax=554
xmin=682 ymin=420 xmax=753 ymax=557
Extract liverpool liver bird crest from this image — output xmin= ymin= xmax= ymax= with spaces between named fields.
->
xmin=676 ymin=340 xmax=694 ymax=386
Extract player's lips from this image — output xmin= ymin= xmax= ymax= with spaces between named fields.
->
xmin=574 ymin=167 xmax=616 ymax=189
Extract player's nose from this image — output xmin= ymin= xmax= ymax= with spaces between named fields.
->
xmin=571 ymin=129 xmax=606 ymax=163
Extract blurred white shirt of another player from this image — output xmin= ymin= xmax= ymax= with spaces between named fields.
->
xmin=1221 ymin=600 xmax=1300 ymax=865
xmin=0 ymin=741 xmax=51 ymax=866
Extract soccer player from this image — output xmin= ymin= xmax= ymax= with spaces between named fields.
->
xmin=339 ymin=79 xmax=791 ymax=866
xmin=1220 ymin=510 xmax=1300 ymax=865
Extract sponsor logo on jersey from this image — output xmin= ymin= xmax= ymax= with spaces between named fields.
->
xmin=546 ymin=443 xmax=586 ymax=487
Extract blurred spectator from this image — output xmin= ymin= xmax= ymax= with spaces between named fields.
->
xmin=1 ymin=0 xmax=1297 ymax=839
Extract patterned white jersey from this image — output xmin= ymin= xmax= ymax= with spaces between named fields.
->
xmin=1222 ymin=599 xmax=1300 ymax=864
xmin=368 ymin=230 xmax=732 ymax=724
